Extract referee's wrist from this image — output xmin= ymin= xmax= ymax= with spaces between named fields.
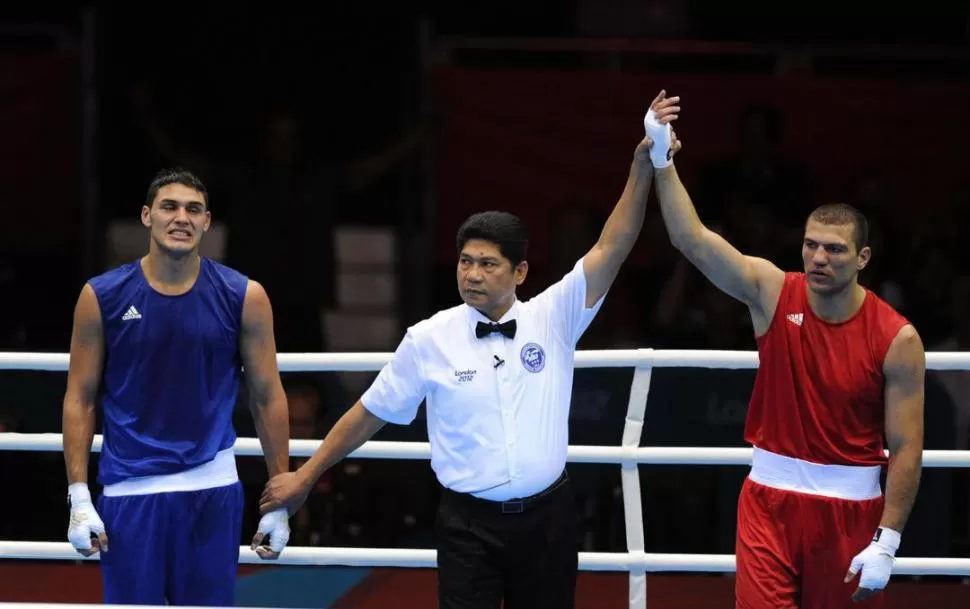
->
xmin=295 ymin=463 xmax=317 ymax=489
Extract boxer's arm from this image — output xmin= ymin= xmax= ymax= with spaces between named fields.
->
xmin=844 ymin=324 xmax=925 ymax=599
xmin=653 ymin=164 xmax=785 ymax=321
xmin=62 ymin=284 xmax=103 ymax=486
xmin=880 ymin=324 xmax=925 ymax=534
xmin=240 ymin=280 xmax=290 ymax=478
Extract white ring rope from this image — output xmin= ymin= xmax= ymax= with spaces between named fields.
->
xmin=2 ymin=349 xmax=969 ymax=371
xmin=3 ymin=348 xmax=970 ymax=609
xmin=3 ymin=437 xmax=969 ymax=467
xmin=1 ymin=541 xmax=968 ymax=575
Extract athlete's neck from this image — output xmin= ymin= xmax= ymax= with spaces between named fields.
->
xmin=141 ymin=248 xmax=201 ymax=295
xmin=807 ymin=282 xmax=866 ymax=323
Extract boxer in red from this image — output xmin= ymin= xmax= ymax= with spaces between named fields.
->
xmin=644 ymin=116 xmax=925 ymax=608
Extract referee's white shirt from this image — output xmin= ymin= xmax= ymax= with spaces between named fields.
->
xmin=360 ymin=258 xmax=606 ymax=501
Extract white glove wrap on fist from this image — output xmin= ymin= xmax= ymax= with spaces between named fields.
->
xmin=256 ymin=507 xmax=291 ymax=554
xmin=846 ymin=527 xmax=901 ymax=591
xmin=67 ymin=483 xmax=106 ymax=552
xmin=643 ymin=109 xmax=673 ymax=168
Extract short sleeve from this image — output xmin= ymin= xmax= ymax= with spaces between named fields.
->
xmin=360 ymin=330 xmax=429 ymax=425
xmin=533 ymin=257 xmax=606 ymax=345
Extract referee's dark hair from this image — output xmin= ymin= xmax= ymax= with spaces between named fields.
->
xmin=456 ymin=211 xmax=529 ymax=267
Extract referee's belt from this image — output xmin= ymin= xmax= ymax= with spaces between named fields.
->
xmin=446 ymin=471 xmax=569 ymax=514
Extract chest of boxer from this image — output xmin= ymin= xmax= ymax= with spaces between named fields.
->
xmin=745 ymin=273 xmax=908 ymax=466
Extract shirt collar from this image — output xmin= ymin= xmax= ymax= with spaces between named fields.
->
xmin=465 ymin=298 xmax=520 ymax=333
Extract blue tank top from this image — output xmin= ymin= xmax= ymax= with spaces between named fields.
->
xmin=88 ymin=257 xmax=249 ymax=486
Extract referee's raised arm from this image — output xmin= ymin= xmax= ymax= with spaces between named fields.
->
xmin=581 ymin=90 xmax=680 ymax=307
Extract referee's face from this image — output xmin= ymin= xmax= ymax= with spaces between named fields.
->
xmin=457 ymin=239 xmax=527 ymax=319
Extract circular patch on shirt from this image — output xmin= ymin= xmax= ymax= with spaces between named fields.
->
xmin=520 ymin=342 xmax=545 ymax=373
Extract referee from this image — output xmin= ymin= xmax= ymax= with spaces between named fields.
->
xmin=259 ymin=90 xmax=680 ymax=608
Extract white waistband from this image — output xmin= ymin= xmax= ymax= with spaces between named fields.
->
xmin=748 ymin=446 xmax=882 ymax=501
xmin=103 ymin=448 xmax=239 ymax=497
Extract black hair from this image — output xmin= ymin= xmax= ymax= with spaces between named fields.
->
xmin=807 ymin=203 xmax=869 ymax=252
xmin=145 ymin=168 xmax=209 ymax=208
xmin=456 ymin=211 xmax=528 ymax=267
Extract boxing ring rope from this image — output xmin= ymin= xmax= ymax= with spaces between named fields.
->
xmin=3 ymin=349 xmax=970 ymax=609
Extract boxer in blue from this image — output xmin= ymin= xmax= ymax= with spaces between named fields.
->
xmin=62 ymin=168 xmax=292 ymax=605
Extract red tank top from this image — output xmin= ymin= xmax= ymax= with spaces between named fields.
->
xmin=744 ymin=272 xmax=910 ymax=466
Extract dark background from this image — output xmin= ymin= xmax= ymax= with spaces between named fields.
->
xmin=1 ymin=2 xmax=969 ymax=606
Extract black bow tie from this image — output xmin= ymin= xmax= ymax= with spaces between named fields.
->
xmin=476 ymin=320 xmax=516 ymax=339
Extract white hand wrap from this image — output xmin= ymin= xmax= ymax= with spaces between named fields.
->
xmin=847 ymin=527 xmax=900 ymax=591
xmin=643 ymin=109 xmax=673 ymax=168
xmin=67 ymin=483 xmax=105 ymax=552
xmin=256 ymin=508 xmax=291 ymax=553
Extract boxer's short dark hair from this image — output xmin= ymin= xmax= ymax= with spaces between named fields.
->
xmin=146 ymin=168 xmax=209 ymax=209
xmin=808 ymin=203 xmax=868 ymax=252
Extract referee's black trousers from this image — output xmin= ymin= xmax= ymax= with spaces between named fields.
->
xmin=435 ymin=471 xmax=578 ymax=609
